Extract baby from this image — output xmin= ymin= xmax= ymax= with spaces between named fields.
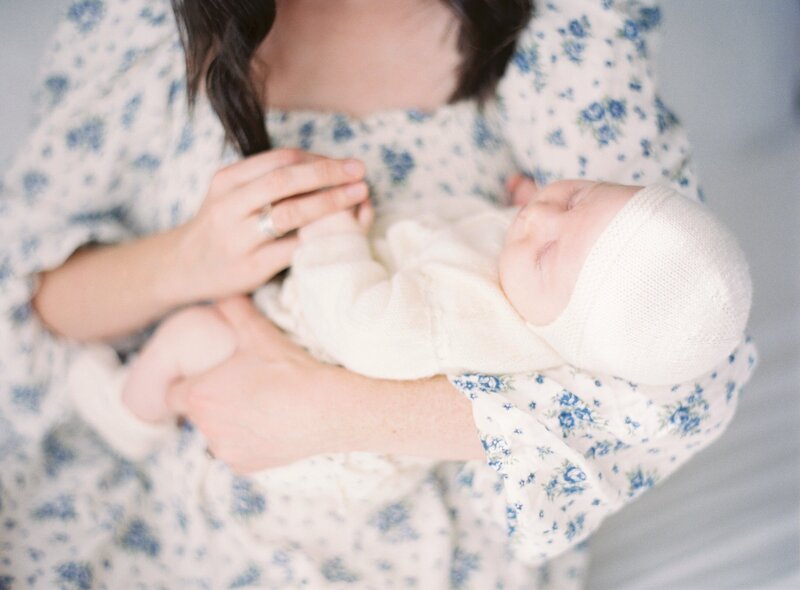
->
xmin=67 ymin=178 xmax=752 ymax=462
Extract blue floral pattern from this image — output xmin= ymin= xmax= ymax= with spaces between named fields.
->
xmin=0 ymin=0 xmax=757 ymax=588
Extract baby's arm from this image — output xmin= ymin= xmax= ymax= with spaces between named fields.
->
xmin=67 ymin=305 xmax=237 ymax=461
xmin=292 ymin=226 xmax=441 ymax=380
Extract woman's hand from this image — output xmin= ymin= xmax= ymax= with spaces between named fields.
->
xmin=164 ymin=295 xmax=352 ymax=473
xmin=165 ymin=297 xmax=484 ymax=474
xmin=166 ymin=148 xmax=369 ymax=304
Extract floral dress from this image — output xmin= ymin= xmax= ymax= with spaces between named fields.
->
xmin=0 ymin=0 xmax=758 ymax=588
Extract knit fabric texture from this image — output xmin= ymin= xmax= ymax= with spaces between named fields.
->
xmin=527 ymin=184 xmax=753 ymax=385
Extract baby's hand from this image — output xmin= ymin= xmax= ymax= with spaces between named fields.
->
xmin=298 ymin=200 xmax=374 ymax=242
xmin=506 ymin=174 xmax=540 ymax=206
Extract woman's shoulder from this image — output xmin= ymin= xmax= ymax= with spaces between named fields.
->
xmin=33 ymin=0 xmax=182 ymax=124
xmin=498 ymin=0 xmax=663 ymax=90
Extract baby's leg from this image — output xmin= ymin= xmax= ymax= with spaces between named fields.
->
xmin=122 ymin=305 xmax=237 ymax=423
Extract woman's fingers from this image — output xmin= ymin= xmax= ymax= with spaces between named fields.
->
xmin=214 ymin=294 xmax=294 ymax=354
xmin=248 ymin=233 xmax=299 ymax=280
xmin=233 ymin=158 xmax=366 ymax=217
xmin=210 ymin=148 xmax=319 ymax=196
xmin=239 ymin=182 xmax=369 ymax=250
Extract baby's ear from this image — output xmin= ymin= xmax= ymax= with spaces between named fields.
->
xmin=510 ymin=176 xmax=539 ymax=206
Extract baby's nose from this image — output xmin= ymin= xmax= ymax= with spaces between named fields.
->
xmin=521 ymin=201 xmax=564 ymax=234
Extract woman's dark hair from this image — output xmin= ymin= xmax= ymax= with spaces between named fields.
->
xmin=170 ymin=0 xmax=534 ymax=157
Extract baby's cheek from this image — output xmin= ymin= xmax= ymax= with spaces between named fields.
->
xmin=499 ymin=247 xmax=535 ymax=314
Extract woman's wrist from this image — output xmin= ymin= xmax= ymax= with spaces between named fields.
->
xmin=329 ymin=367 xmax=485 ymax=461
xmin=33 ymin=227 xmax=196 ymax=341
xmin=153 ymin=224 xmax=201 ymax=309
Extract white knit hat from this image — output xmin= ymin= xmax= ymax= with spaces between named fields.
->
xmin=526 ymin=184 xmax=752 ymax=385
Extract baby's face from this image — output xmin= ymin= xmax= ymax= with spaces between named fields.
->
xmin=499 ymin=179 xmax=642 ymax=326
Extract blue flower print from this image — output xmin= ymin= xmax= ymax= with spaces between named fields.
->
xmin=637 ymin=6 xmax=662 ymax=32
xmin=482 ymin=434 xmax=513 ymax=474
xmin=380 ymin=146 xmax=415 ymax=185
xmin=43 ymin=430 xmax=76 ymax=477
xmin=139 ymin=5 xmax=167 ymax=26
xmin=565 ymin=513 xmax=585 ymax=541
xmin=11 ymin=384 xmax=44 ymax=412
xmin=558 ymin=391 xmax=580 ymax=407
xmin=298 ymin=120 xmax=315 ymax=150
xmin=582 ymin=102 xmax=605 ymax=122
xmin=44 ymin=75 xmax=70 ymax=106
xmin=559 ymin=16 xmax=592 ymax=64
xmin=332 ymin=116 xmax=355 ymax=143
xmin=548 ymin=389 xmax=605 ymax=437
xmin=506 ymin=504 xmax=520 ymax=537
xmin=121 ymin=94 xmax=142 ymax=129
xmin=132 ymin=154 xmax=161 ymax=172
xmin=22 ymin=170 xmax=48 ymax=203
xmin=229 ymin=565 xmax=262 ymax=588
xmin=569 ymin=19 xmax=588 ymax=38
xmin=511 ymin=43 xmax=546 ymax=92
xmin=66 ymin=117 xmax=106 ymax=152
xmin=577 ymin=97 xmax=628 ymax=147
xmin=607 ymin=99 xmax=626 ymax=119
xmin=450 ymin=547 xmax=480 ymax=589
xmin=546 ymin=128 xmax=565 ymax=146
xmin=55 ymin=561 xmax=93 ymax=590
xmin=406 ymin=108 xmax=434 ymax=123
xmin=118 ymin=518 xmax=161 ymax=557
xmin=621 ymin=19 xmax=640 ymax=41
xmin=472 ymin=116 xmax=503 ymax=152
xmin=544 ymin=461 xmax=588 ymax=500
xmin=627 ymin=468 xmax=658 ymax=498
xmin=175 ymin=123 xmax=195 ymax=155
xmin=661 ymin=386 xmax=710 ymax=436
xmin=655 ymin=95 xmax=680 ymax=132
xmin=67 ymin=0 xmax=105 ymax=34
xmin=321 ymin=557 xmax=361 ymax=583
xmin=32 ymin=494 xmax=77 ymax=521
xmin=451 ymin=373 xmax=514 ymax=398
xmin=584 ymin=439 xmax=630 ymax=459
xmin=230 ymin=476 xmax=266 ymax=517
xmin=369 ymin=502 xmax=419 ymax=543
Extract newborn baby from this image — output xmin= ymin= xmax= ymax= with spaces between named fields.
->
xmin=67 ymin=178 xmax=752 ymax=467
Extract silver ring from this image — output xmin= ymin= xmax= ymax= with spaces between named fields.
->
xmin=256 ymin=204 xmax=282 ymax=240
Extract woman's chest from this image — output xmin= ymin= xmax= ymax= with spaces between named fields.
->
xmin=129 ymin=100 xmax=517 ymax=234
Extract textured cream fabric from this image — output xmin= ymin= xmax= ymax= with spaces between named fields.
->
xmin=527 ymin=185 xmax=753 ymax=385
xmin=262 ymin=195 xmax=565 ymax=379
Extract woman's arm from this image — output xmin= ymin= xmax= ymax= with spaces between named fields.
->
xmin=165 ymin=296 xmax=484 ymax=471
xmin=33 ymin=150 xmax=368 ymax=342
xmin=32 ymin=226 xmax=187 ymax=341
xmin=334 ymin=370 xmax=486 ymax=461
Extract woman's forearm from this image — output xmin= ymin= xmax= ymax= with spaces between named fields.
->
xmin=32 ymin=227 xmax=187 ymax=342
xmin=335 ymin=371 xmax=485 ymax=461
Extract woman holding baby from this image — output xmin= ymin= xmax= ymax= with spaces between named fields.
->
xmin=0 ymin=0 xmax=757 ymax=587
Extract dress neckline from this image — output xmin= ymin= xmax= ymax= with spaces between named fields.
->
xmin=264 ymin=95 xmax=480 ymax=127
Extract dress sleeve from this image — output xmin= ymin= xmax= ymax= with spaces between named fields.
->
xmin=0 ymin=0 xmax=184 ymax=442
xmin=496 ymin=0 xmax=702 ymax=201
xmin=446 ymin=0 xmax=760 ymax=566
xmin=448 ymin=337 xmax=758 ymax=566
